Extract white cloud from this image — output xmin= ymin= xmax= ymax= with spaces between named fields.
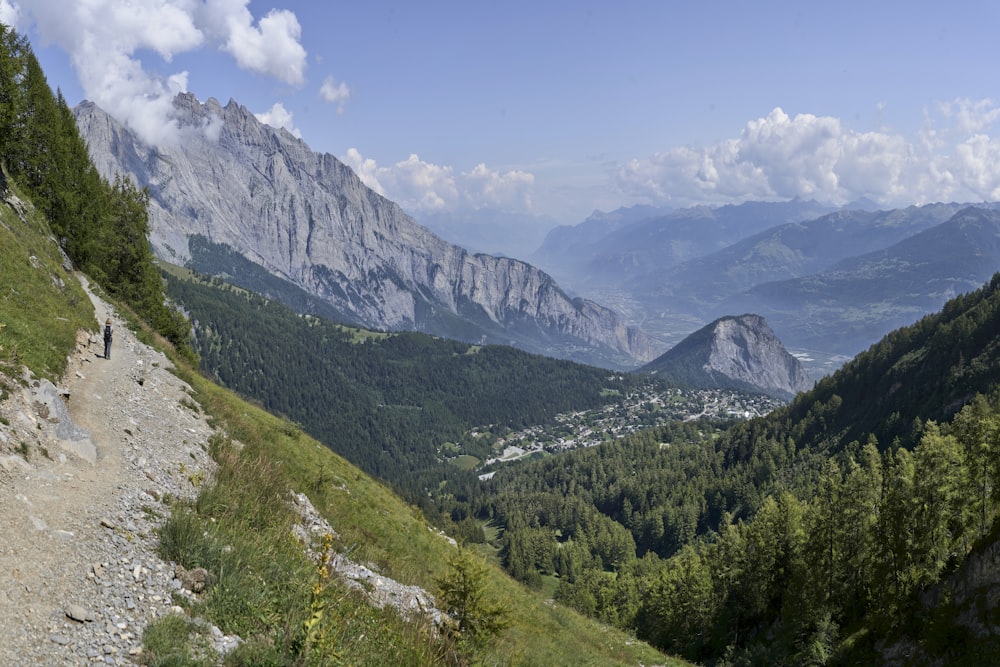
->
xmin=616 ymin=101 xmax=1000 ymax=208
xmin=319 ymin=75 xmax=350 ymax=113
xmin=938 ymin=97 xmax=1000 ymax=135
xmin=10 ymin=0 xmax=308 ymax=146
xmin=341 ymin=150 xmax=534 ymax=214
xmin=255 ymin=102 xmax=301 ymax=138
xmin=0 ymin=0 xmax=20 ymax=26
xmin=196 ymin=2 xmax=306 ymax=85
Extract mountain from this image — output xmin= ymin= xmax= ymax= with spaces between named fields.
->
xmin=73 ymin=94 xmax=657 ymax=369
xmin=531 ymin=199 xmax=1000 ymax=375
xmin=634 ymin=203 xmax=967 ymax=318
xmin=532 ymin=199 xmax=834 ymax=289
xmin=640 ymin=314 xmax=813 ymax=398
xmin=530 ymin=204 xmax=671 ymax=281
xmin=731 ymin=205 xmax=1000 ymax=355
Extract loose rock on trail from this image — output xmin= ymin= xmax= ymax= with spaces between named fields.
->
xmin=0 ymin=278 xmax=222 ymax=665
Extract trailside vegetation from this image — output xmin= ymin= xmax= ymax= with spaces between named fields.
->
xmin=150 ymin=352 xmax=679 ymax=666
xmin=0 ymin=24 xmax=190 ymax=355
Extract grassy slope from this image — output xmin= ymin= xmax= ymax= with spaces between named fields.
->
xmin=0 ymin=183 xmax=94 ymax=385
xmin=175 ymin=363 xmax=683 ymax=665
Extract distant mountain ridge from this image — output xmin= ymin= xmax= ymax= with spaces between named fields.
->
xmin=732 ymin=205 xmax=1000 ymax=354
xmin=533 ymin=199 xmax=835 ymax=289
xmin=531 ymin=198 xmax=1000 ymax=372
xmin=641 ymin=314 xmax=812 ymax=399
xmin=73 ymin=94 xmax=657 ymax=368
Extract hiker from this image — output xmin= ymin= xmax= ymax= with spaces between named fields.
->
xmin=103 ymin=318 xmax=113 ymax=360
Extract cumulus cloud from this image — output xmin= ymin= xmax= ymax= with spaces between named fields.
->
xmin=196 ymin=2 xmax=306 ymax=85
xmin=10 ymin=0 xmax=308 ymax=146
xmin=319 ymin=75 xmax=350 ymax=113
xmin=255 ymin=102 xmax=301 ymax=138
xmin=341 ymin=150 xmax=534 ymax=214
xmin=617 ymin=100 xmax=1000 ymax=208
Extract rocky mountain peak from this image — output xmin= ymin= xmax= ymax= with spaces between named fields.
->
xmin=74 ymin=94 xmax=658 ymax=368
xmin=641 ymin=314 xmax=813 ymax=398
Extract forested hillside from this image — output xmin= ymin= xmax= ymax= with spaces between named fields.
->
xmin=163 ymin=269 xmax=658 ymax=529
xmin=462 ymin=275 xmax=1000 ymax=664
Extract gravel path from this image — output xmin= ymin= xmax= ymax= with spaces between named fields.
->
xmin=0 ymin=277 xmax=446 ymax=665
xmin=0 ymin=278 xmax=218 ymax=665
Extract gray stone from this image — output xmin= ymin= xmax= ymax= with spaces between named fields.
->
xmin=66 ymin=604 xmax=94 ymax=622
xmin=31 ymin=379 xmax=96 ymax=463
xmin=174 ymin=565 xmax=209 ymax=593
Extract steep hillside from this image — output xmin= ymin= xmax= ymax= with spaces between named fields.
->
xmin=640 ymin=313 xmax=813 ymax=398
xmin=770 ymin=270 xmax=1000 ymax=454
xmin=0 ymin=148 xmax=679 ymax=667
xmin=74 ymin=94 xmax=656 ymax=369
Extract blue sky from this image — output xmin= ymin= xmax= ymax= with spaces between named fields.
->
xmin=5 ymin=0 xmax=1000 ymax=233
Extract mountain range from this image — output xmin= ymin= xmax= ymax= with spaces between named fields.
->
xmin=74 ymin=94 xmax=655 ymax=369
xmin=74 ymin=91 xmax=1000 ymax=383
xmin=531 ymin=199 xmax=1000 ymax=374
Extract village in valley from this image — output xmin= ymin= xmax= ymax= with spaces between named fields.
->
xmin=472 ymin=386 xmax=785 ymax=479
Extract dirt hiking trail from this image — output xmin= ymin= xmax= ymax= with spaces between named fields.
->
xmin=0 ymin=276 xmax=218 ymax=665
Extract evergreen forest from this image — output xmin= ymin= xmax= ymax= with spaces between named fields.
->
xmin=164 ymin=270 xmax=659 ymax=536
xmin=472 ymin=273 xmax=1000 ymax=664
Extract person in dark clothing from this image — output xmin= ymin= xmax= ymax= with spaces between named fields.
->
xmin=103 ymin=318 xmax=113 ymax=360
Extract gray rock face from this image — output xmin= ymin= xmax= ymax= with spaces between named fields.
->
xmin=641 ymin=314 xmax=813 ymax=399
xmin=74 ymin=94 xmax=657 ymax=368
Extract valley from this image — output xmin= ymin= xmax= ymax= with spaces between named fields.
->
xmin=5 ymin=17 xmax=1000 ymax=665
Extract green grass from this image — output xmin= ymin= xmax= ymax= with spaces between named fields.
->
xmin=0 ymin=183 xmax=94 ymax=382
xmin=448 ymin=454 xmax=481 ymax=471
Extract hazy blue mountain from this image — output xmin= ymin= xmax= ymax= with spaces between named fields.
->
xmin=533 ymin=199 xmax=835 ymax=290
xmin=531 ymin=204 xmax=671 ymax=274
xmin=730 ymin=206 xmax=1000 ymax=355
xmin=634 ymin=203 xmax=968 ymax=317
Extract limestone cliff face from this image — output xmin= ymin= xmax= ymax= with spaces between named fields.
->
xmin=640 ymin=314 xmax=813 ymax=398
xmin=74 ymin=94 xmax=657 ymax=368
